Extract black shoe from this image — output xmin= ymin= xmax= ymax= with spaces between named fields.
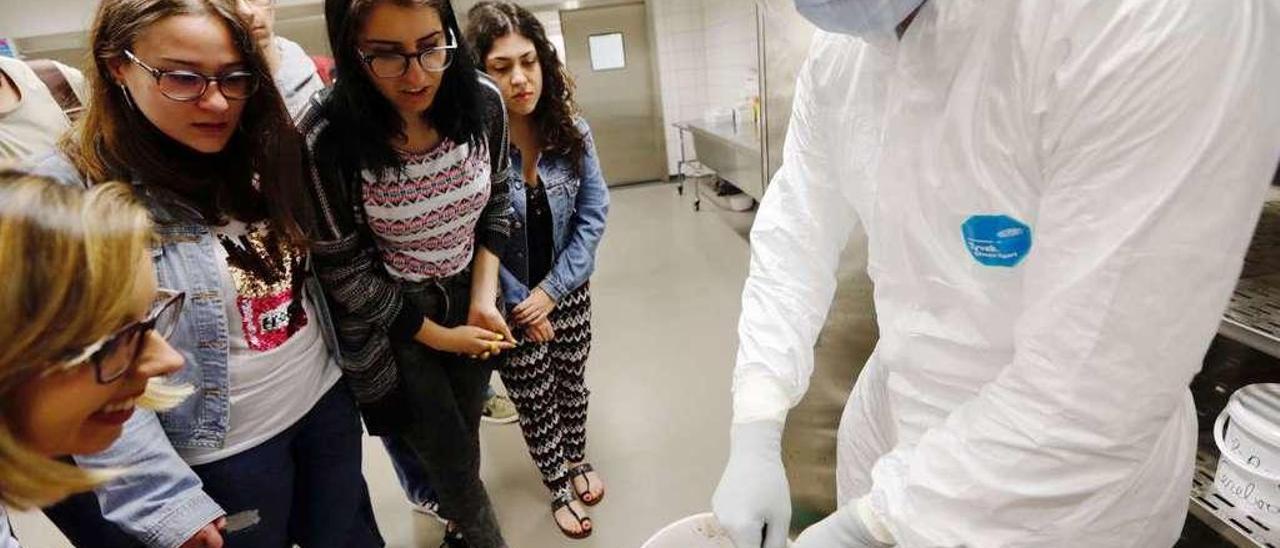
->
xmin=440 ymin=525 xmax=469 ymax=548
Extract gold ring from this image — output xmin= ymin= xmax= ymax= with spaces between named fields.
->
xmin=489 ymin=342 xmax=499 ymax=353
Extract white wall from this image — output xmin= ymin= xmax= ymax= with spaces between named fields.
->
xmin=650 ymin=0 xmax=764 ymax=175
xmin=700 ymin=0 xmax=757 ymax=118
xmin=0 ymin=0 xmax=319 ymax=39
xmin=650 ymin=0 xmax=708 ymax=174
xmin=532 ymin=9 xmax=567 ymax=63
xmin=0 ymin=0 xmax=96 ymax=40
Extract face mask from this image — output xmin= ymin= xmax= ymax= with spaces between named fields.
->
xmin=793 ymin=0 xmax=925 ymax=36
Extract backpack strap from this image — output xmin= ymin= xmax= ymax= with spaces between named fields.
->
xmin=26 ymin=59 xmax=83 ymax=123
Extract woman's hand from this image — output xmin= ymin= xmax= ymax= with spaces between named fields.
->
xmin=421 ymin=324 xmax=515 ymax=358
xmin=525 ymin=318 xmax=556 ymax=343
xmin=179 ymin=517 xmax=226 ymax=548
xmin=513 ymin=288 xmax=556 ymax=326
xmin=469 ymin=301 xmax=516 ymax=342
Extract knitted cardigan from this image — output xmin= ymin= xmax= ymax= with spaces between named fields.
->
xmin=298 ymin=73 xmax=511 ymax=434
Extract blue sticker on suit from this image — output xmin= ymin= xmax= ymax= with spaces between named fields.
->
xmin=962 ymin=215 xmax=1032 ymax=267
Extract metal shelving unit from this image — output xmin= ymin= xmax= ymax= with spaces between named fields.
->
xmin=1218 ymin=202 xmax=1280 ymax=359
xmin=1191 ymin=450 xmax=1277 ymax=547
xmin=671 ymin=122 xmax=718 ymax=212
xmin=1193 ymin=197 xmax=1280 ymax=547
xmin=1221 ymin=274 xmax=1280 ymax=360
xmin=1240 ymin=201 xmax=1280 ymax=279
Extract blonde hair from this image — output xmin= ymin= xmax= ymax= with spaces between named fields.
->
xmin=0 ymin=168 xmax=190 ymax=509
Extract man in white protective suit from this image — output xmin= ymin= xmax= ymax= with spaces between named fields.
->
xmin=711 ymin=0 xmax=1280 ymax=547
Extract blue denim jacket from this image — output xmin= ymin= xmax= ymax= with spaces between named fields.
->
xmin=500 ymin=119 xmax=610 ymax=308
xmin=0 ymin=506 xmax=17 ymax=548
xmin=28 ymin=153 xmax=342 ymax=548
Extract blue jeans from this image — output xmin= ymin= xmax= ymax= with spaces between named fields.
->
xmin=381 ymin=381 xmax=498 ymax=507
xmin=194 ymin=384 xmax=382 ymax=547
xmin=45 ymin=384 xmax=382 ymax=548
xmin=381 ymin=435 xmax=437 ymax=507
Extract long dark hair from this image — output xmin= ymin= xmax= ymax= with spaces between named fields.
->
xmin=465 ymin=1 xmax=585 ymax=177
xmin=65 ymin=0 xmax=309 ymax=243
xmin=319 ymin=0 xmax=487 ymax=179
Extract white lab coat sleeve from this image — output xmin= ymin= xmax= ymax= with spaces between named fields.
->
xmin=732 ymin=32 xmax=882 ymax=425
xmin=867 ymin=2 xmax=1280 ymax=545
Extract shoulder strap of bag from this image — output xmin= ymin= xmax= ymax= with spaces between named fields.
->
xmin=477 ymin=72 xmax=508 ymax=175
xmin=26 ymin=59 xmax=84 ymax=123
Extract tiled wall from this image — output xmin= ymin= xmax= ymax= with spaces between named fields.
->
xmin=651 ymin=0 xmax=708 ymax=174
xmin=701 ymin=0 xmax=758 ymax=120
xmin=651 ymin=0 xmax=760 ymax=175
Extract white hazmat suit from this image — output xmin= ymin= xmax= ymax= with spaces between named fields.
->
xmin=725 ymin=0 xmax=1280 ymax=546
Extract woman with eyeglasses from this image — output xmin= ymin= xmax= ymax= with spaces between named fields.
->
xmin=28 ymin=1 xmax=383 ymax=547
xmin=299 ymin=0 xmax=514 ymax=546
xmin=0 ymin=170 xmax=188 ymax=548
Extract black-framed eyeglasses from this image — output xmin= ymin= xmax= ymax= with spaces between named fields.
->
xmin=52 ymin=289 xmax=185 ymax=384
xmin=358 ymin=30 xmax=458 ymax=78
xmin=123 ymin=50 xmax=260 ymax=102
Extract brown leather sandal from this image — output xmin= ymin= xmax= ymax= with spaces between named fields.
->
xmin=568 ymin=463 xmax=605 ymax=506
xmin=552 ymin=491 xmax=593 ymax=539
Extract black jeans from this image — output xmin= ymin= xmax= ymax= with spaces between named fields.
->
xmin=390 ymin=275 xmax=506 ymax=548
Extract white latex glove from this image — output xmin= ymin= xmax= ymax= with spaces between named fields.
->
xmin=793 ymin=502 xmax=891 ymax=548
xmin=713 ymin=420 xmax=791 ymax=548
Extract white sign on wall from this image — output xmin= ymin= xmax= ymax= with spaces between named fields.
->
xmin=588 ymin=32 xmax=626 ymax=71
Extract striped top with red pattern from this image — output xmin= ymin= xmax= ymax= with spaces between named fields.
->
xmin=362 ymin=138 xmax=491 ymax=281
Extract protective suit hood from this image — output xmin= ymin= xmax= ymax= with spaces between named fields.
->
xmin=792 ymin=0 xmax=925 ymax=36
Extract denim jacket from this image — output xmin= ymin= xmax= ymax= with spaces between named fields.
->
xmin=28 ymin=153 xmax=342 ymax=548
xmin=1 ymin=506 xmax=17 ymax=548
xmin=500 ymin=119 xmax=610 ymax=308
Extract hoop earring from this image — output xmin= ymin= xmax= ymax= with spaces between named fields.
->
xmin=117 ymin=83 xmax=136 ymax=110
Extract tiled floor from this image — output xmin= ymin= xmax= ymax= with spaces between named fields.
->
xmin=10 ymin=182 xmax=768 ymax=548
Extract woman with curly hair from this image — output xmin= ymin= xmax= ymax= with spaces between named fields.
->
xmin=466 ymin=2 xmax=610 ymax=539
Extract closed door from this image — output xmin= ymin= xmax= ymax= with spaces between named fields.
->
xmin=561 ymin=3 xmax=666 ymax=185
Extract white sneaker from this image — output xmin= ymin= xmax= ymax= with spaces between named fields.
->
xmin=410 ymin=499 xmax=447 ymax=524
xmin=481 ymin=394 xmax=519 ymax=424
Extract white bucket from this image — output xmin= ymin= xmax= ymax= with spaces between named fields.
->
xmin=641 ymin=513 xmax=794 ymax=548
xmin=1214 ymin=383 xmax=1280 ymax=528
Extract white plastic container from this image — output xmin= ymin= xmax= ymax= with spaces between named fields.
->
xmin=642 ymin=513 xmax=793 ymax=548
xmin=1214 ymin=383 xmax=1280 ymax=527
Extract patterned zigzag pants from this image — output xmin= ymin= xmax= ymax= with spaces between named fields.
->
xmin=500 ymin=283 xmax=593 ymax=498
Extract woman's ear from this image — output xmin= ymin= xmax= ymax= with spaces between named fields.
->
xmin=106 ymin=56 xmax=128 ymax=86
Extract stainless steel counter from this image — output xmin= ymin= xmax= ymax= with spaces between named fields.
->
xmin=679 ymin=119 xmax=762 ymax=154
xmin=676 ymin=119 xmax=767 ymax=200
